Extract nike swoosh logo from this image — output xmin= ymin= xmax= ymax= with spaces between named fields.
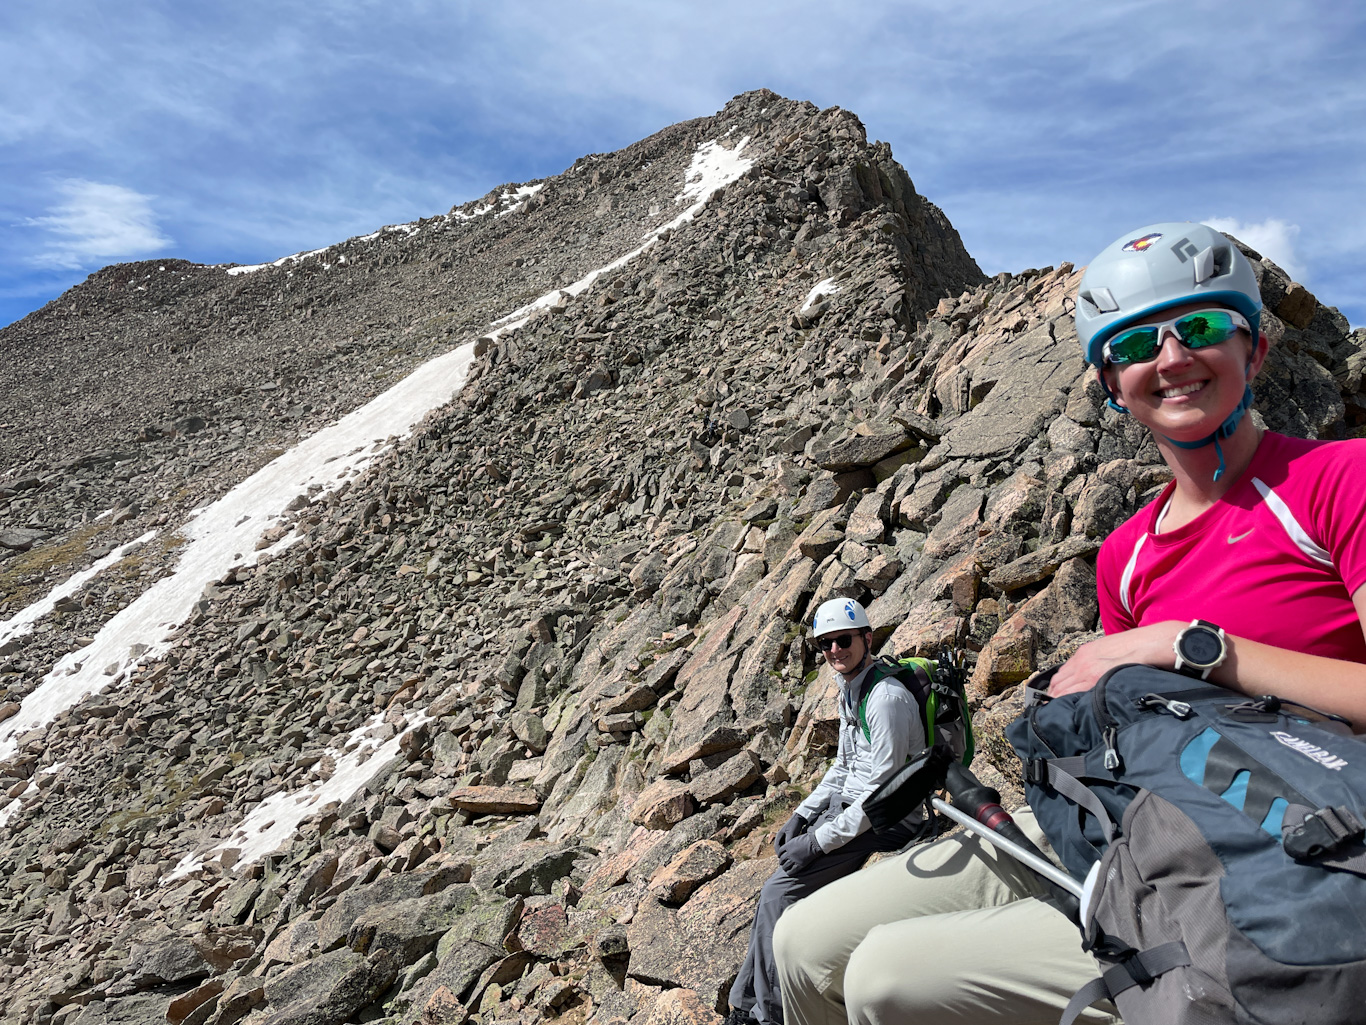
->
xmin=1227 ymin=529 xmax=1254 ymax=544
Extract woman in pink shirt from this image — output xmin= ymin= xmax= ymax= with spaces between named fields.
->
xmin=1057 ymin=221 xmax=1366 ymax=719
xmin=774 ymin=223 xmax=1366 ymax=1025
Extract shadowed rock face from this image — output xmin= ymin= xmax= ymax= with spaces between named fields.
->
xmin=0 ymin=88 xmax=1362 ymax=1025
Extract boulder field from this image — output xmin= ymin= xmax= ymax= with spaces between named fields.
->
xmin=0 ymin=89 xmax=1362 ymax=1025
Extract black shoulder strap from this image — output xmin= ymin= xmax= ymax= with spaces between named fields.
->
xmin=1060 ymin=942 xmax=1192 ymax=1025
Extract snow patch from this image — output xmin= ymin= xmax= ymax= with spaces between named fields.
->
xmin=227 ymin=244 xmax=332 ymax=276
xmin=0 ymin=762 xmax=67 ymax=828
xmin=673 ymin=139 xmax=753 ymax=208
xmin=0 ymin=344 xmax=476 ymax=765
xmin=226 ymin=182 xmax=546 ymax=276
xmin=451 ymin=182 xmax=546 ymax=222
xmin=165 ymin=711 xmax=430 ymax=879
xmin=0 ymin=531 xmax=156 ymax=652
xmin=801 ymin=277 xmax=841 ymax=311
xmin=485 ymin=138 xmax=752 ymax=341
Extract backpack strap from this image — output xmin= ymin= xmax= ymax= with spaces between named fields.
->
xmin=859 ymin=658 xmax=934 ymax=743
xmin=1023 ymin=756 xmax=1118 ymax=845
xmin=855 ymin=666 xmax=886 ymax=743
xmin=1195 ymin=734 xmax=1366 ymax=868
xmin=1059 ymin=942 xmax=1192 ymax=1025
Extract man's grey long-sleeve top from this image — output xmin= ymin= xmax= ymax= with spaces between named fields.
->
xmin=793 ymin=662 xmax=926 ymax=852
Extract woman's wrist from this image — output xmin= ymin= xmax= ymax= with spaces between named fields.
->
xmin=1147 ymin=621 xmax=1186 ymax=670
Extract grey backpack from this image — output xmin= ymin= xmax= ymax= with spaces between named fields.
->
xmin=1008 ymin=664 xmax=1366 ymax=1025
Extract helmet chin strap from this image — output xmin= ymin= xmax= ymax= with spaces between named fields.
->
xmin=1161 ymin=384 xmax=1255 ymax=482
xmin=1098 ymin=356 xmax=1257 ymax=483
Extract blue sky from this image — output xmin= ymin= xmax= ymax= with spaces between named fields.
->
xmin=3 ymin=1 xmax=1363 ymax=329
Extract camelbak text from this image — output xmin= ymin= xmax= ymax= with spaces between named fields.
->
xmin=1271 ymin=731 xmax=1348 ymax=771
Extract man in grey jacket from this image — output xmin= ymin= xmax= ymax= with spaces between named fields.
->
xmin=725 ymin=597 xmax=932 ymax=1025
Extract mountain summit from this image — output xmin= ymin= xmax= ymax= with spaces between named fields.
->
xmin=0 ymin=90 xmax=1361 ymax=1025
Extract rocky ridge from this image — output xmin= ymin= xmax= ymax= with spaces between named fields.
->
xmin=1 ymin=90 xmax=1363 ymax=1025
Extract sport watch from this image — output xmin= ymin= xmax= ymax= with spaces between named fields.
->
xmin=1173 ymin=620 xmax=1227 ymax=680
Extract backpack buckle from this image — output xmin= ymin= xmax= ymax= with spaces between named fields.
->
xmin=1024 ymin=758 xmax=1049 ymax=786
xmin=1283 ymin=805 xmax=1366 ymax=860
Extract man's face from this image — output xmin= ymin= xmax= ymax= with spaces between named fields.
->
xmin=816 ymin=629 xmax=867 ymax=675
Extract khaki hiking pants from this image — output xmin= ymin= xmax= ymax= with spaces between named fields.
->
xmin=772 ymin=807 xmax=1120 ymax=1025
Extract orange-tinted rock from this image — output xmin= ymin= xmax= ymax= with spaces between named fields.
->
xmin=641 ymin=987 xmax=724 ymax=1025
xmin=649 ymin=840 xmax=732 ymax=905
xmin=630 ymin=779 xmax=696 ymax=830
xmin=969 ymin=613 xmax=1036 ymax=699
xmin=688 ymin=750 xmax=762 ymax=806
xmin=167 ymin=979 xmax=225 ymax=1025
xmin=448 ymin=786 xmax=541 ymax=815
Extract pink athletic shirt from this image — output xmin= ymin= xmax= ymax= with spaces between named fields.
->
xmin=1097 ymin=432 xmax=1366 ymax=663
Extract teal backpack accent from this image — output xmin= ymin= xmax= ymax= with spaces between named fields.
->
xmin=858 ymin=652 xmax=975 ymax=765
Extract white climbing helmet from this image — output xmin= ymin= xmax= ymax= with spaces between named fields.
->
xmin=1075 ymin=222 xmax=1263 ymax=366
xmin=812 ymin=597 xmax=870 ymax=637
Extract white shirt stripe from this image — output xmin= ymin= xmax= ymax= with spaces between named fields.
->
xmin=1253 ymin=478 xmax=1334 ymax=566
xmin=1119 ymin=533 xmax=1147 ymax=616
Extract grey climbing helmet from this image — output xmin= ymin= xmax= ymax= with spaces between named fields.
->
xmin=1075 ymin=222 xmax=1263 ymax=366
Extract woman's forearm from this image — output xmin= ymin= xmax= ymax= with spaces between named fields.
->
xmin=1052 ymin=617 xmax=1366 ymax=730
xmin=1215 ymin=635 xmax=1366 ymax=730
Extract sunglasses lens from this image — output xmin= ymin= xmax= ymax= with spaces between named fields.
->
xmin=1107 ymin=310 xmax=1244 ymax=365
xmin=814 ymin=633 xmax=855 ymax=652
xmin=1175 ymin=310 xmax=1238 ymax=348
xmin=1107 ymin=326 xmax=1160 ymax=364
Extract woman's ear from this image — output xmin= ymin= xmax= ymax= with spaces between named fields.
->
xmin=1098 ymin=366 xmax=1127 ymax=412
xmin=1247 ymin=331 xmax=1269 ymax=379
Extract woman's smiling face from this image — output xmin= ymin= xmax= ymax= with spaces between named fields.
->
xmin=1101 ymin=301 xmax=1264 ymax=443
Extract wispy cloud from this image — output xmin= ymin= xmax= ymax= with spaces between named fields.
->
xmin=1203 ymin=218 xmax=1305 ymax=282
xmin=25 ymin=179 xmax=172 ymax=270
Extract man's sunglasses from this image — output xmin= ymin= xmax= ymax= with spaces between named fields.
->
xmin=811 ymin=633 xmax=857 ymax=653
xmin=1103 ymin=308 xmax=1250 ymax=366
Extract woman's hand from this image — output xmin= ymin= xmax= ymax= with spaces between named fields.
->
xmin=1049 ymin=622 xmax=1183 ymax=696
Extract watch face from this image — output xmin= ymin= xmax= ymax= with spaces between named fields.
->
xmin=1181 ymin=628 xmax=1223 ymax=667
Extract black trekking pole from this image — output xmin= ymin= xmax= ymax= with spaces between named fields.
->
xmin=865 ymin=746 xmax=1083 ymax=916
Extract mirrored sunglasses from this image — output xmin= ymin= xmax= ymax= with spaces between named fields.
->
xmin=1103 ymin=308 xmax=1250 ymax=366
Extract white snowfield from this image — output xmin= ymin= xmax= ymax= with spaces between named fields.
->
xmin=225 ymin=182 xmax=548 ymax=276
xmin=0 ymin=137 xmax=754 ymax=864
xmin=483 ymin=138 xmax=752 ymax=341
xmin=164 ymin=711 xmax=430 ymax=883
xmin=0 ymin=345 xmax=477 ymax=778
xmin=450 ymin=182 xmax=546 ymax=222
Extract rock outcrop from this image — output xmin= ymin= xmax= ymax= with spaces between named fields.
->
xmin=0 ymin=88 xmax=1362 ymax=1025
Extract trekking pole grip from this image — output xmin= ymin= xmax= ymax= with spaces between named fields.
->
xmin=944 ymin=761 xmax=1082 ymax=921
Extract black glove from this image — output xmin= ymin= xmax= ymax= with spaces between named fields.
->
xmin=773 ymin=813 xmax=810 ymax=856
xmin=777 ymin=832 xmax=823 ymax=875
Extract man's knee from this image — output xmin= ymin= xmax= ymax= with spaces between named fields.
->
xmin=774 ymin=891 xmax=828 ymax=974
xmin=771 ymin=897 xmax=802 ymax=971
xmin=844 ymin=930 xmax=916 ymax=1024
